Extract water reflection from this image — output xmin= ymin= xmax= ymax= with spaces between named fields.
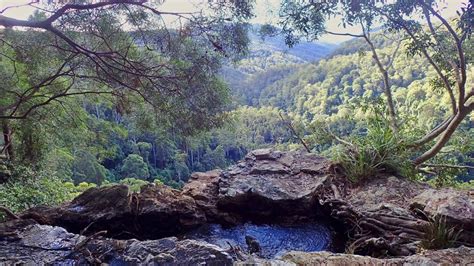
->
xmin=182 ymin=222 xmax=332 ymax=258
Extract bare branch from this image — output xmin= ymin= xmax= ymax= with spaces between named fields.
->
xmin=420 ymin=163 xmax=474 ymax=170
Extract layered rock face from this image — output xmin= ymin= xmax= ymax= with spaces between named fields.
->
xmin=269 ymin=247 xmax=474 ymax=265
xmin=3 ymin=149 xmax=474 ymax=264
xmin=184 ymin=149 xmax=335 ymax=224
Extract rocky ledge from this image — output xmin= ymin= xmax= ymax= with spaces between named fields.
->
xmin=1 ymin=219 xmax=473 ymax=265
xmin=2 ymin=149 xmax=474 ymax=264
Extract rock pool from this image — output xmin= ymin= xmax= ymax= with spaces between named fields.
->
xmin=181 ymin=222 xmax=335 ymax=258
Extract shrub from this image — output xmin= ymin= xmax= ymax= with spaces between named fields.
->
xmin=332 ymin=117 xmax=414 ymax=183
xmin=420 ymin=216 xmax=461 ymax=250
xmin=118 ymin=177 xmax=148 ymax=192
xmin=63 ymin=181 xmax=97 ymax=198
xmin=0 ymin=175 xmax=72 ymax=220
xmin=0 ymin=165 xmax=99 ymax=221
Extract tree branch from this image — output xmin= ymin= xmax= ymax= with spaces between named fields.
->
xmin=420 ymin=163 xmax=474 ymax=170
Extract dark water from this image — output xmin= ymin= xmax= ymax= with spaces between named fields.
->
xmin=181 ymin=222 xmax=333 ymax=258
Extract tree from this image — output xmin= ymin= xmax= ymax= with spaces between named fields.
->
xmin=276 ymin=0 xmax=473 ymax=165
xmin=121 ymin=154 xmax=149 ymax=180
xmin=72 ymin=149 xmax=108 ymax=185
xmin=0 ymin=0 xmax=254 ymax=159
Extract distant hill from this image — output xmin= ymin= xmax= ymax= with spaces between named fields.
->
xmin=247 ymin=27 xmax=335 ymax=63
xmin=221 ymin=25 xmax=336 ymax=106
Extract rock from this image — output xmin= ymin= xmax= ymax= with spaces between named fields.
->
xmin=249 ymin=148 xmax=282 ymax=160
xmin=0 ymin=219 xmax=82 ymax=265
xmin=135 ymin=184 xmax=206 ymax=236
xmin=245 ymin=235 xmax=261 ymax=254
xmin=217 ymin=149 xmax=334 ymax=222
xmin=182 ymin=170 xmax=222 ymax=221
xmin=119 ymin=237 xmax=233 ymax=265
xmin=410 ymin=188 xmax=474 ymax=230
xmin=277 ymin=247 xmax=474 ymax=265
xmin=410 ymin=188 xmax=474 ymax=245
xmin=0 ymin=219 xmax=233 ymax=265
xmin=345 ymin=175 xmax=429 ymax=212
xmin=22 ymin=183 xmax=206 ymax=239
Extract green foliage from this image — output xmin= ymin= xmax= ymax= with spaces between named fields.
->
xmin=72 ymin=150 xmax=108 ymax=185
xmin=121 ymin=154 xmax=150 ymax=180
xmin=103 ymin=177 xmax=167 ymax=193
xmin=0 ymin=166 xmax=96 ymax=220
xmin=63 ymin=182 xmax=97 ymax=198
xmin=0 ymin=176 xmax=70 ymax=216
xmin=420 ymin=216 xmax=462 ymax=250
xmin=331 ymin=102 xmax=415 ymax=182
xmin=0 ymin=1 xmax=472 ymax=199
xmin=118 ymin=178 xmax=149 ymax=192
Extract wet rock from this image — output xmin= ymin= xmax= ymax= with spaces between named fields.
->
xmin=245 ymin=235 xmax=261 ymax=254
xmin=0 ymin=219 xmax=233 ymax=265
xmin=118 ymin=237 xmax=233 ymax=265
xmin=0 ymin=220 xmax=82 ymax=265
xmin=135 ymin=184 xmax=206 ymax=237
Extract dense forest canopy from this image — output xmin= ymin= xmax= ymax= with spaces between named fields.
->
xmin=0 ymin=0 xmax=472 ymax=215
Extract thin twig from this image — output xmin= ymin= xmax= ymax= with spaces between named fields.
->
xmin=278 ymin=112 xmax=311 ymax=153
xmin=73 ymin=230 xmax=107 ymax=252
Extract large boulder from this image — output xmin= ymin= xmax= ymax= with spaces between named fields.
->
xmin=345 ymin=175 xmax=429 ymax=212
xmin=216 ymin=149 xmax=334 ymax=222
xmin=135 ymin=184 xmax=206 ymax=237
xmin=22 ymin=183 xmax=206 ymax=239
xmin=12 ymin=149 xmax=474 ymax=259
xmin=182 ymin=149 xmax=336 ymax=224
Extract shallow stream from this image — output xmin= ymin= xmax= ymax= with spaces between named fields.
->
xmin=181 ymin=222 xmax=335 ymax=259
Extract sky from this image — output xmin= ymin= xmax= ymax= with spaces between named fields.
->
xmin=0 ymin=0 xmax=468 ymax=44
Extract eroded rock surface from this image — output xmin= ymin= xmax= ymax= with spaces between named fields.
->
xmin=3 ymin=219 xmax=473 ymax=265
xmin=183 ymin=149 xmax=335 ymax=223
xmin=0 ymin=219 xmax=233 ymax=265
xmin=182 ymin=169 xmax=223 ymax=222
xmin=22 ymin=183 xmax=206 ymax=239
xmin=410 ymin=188 xmax=474 ymax=230
xmin=273 ymin=247 xmax=474 ymax=265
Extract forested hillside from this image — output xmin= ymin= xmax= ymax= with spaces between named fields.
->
xmin=225 ymin=32 xmax=473 ymax=184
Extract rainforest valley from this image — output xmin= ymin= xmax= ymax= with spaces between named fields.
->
xmin=0 ymin=0 xmax=472 ymax=219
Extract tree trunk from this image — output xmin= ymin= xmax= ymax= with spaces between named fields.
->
xmin=2 ymin=120 xmax=14 ymax=160
xmin=410 ymin=115 xmax=454 ymax=148
xmin=381 ymin=70 xmax=398 ymax=132
xmin=413 ymin=106 xmax=472 ymax=165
